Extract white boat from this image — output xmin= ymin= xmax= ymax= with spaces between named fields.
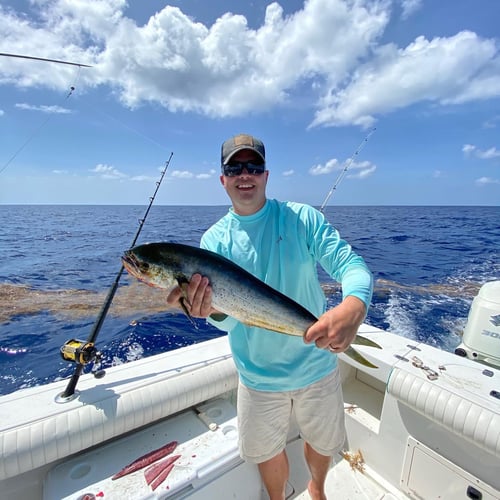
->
xmin=1 ymin=282 xmax=499 ymax=500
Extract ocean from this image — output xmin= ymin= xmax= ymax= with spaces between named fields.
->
xmin=1 ymin=205 xmax=499 ymax=396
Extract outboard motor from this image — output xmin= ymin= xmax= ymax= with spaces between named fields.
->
xmin=455 ymin=281 xmax=500 ymax=368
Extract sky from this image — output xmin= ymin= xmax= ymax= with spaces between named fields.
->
xmin=0 ymin=0 xmax=499 ymax=206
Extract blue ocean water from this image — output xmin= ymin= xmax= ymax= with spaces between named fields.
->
xmin=0 ymin=205 xmax=499 ymax=395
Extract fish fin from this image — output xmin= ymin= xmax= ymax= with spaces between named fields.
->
xmin=176 ymin=278 xmax=199 ymax=331
xmin=352 ymin=334 xmax=382 ymax=349
xmin=344 ymin=346 xmax=378 ymax=369
xmin=179 ymin=297 xmax=199 ymax=330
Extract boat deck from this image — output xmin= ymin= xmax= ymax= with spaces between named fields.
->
xmin=41 ymin=394 xmax=408 ymax=500
xmin=286 ymin=439 xmax=407 ymax=500
xmin=2 ymin=330 xmax=499 ymax=499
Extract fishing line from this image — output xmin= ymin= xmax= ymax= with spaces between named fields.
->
xmin=92 ymin=107 xmax=170 ymax=152
xmin=0 ymin=57 xmax=88 ymax=175
xmin=58 ymin=152 xmax=174 ymax=402
xmin=319 ymin=128 xmax=376 ymax=212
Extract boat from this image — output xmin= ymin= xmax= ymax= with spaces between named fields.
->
xmin=1 ymin=280 xmax=499 ymax=500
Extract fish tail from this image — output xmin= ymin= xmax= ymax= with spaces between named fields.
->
xmin=345 ymin=346 xmax=378 ymax=369
xmin=352 ymin=334 xmax=382 ymax=349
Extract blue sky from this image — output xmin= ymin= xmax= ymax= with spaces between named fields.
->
xmin=0 ymin=0 xmax=499 ymax=206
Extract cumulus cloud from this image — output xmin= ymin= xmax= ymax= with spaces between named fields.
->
xmin=1 ymin=0 xmax=499 ymax=128
xmin=399 ymin=0 xmax=423 ymax=19
xmin=170 ymin=169 xmax=217 ymax=179
xmin=170 ymin=170 xmax=194 ymax=179
xmin=91 ymin=163 xmax=127 ymax=179
xmin=309 ymin=159 xmax=340 ymax=176
xmin=196 ymin=169 xmax=217 ymax=179
xmin=347 ymin=162 xmax=376 ymax=178
xmin=309 ymin=158 xmax=376 ymax=178
xmin=311 ymin=31 xmax=500 ymax=128
xmin=463 ymin=144 xmax=500 ymax=159
xmin=476 ymin=176 xmax=500 ymax=185
xmin=87 ymin=164 xmax=213 ymax=182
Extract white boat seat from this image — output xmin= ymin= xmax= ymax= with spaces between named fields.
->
xmin=0 ymin=350 xmax=238 ymax=481
xmin=387 ymin=367 xmax=500 ymax=457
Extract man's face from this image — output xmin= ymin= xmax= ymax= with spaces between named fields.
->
xmin=220 ymin=149 xmax=269 ymax=216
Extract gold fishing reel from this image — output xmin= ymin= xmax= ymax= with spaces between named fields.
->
xmin=60 ymin=339 xmax=97 ymax=365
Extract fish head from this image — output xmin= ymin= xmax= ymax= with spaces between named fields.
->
xmin=122 ymin=243 xmax=179 ymax=290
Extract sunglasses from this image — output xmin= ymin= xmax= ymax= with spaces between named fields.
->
xmin=222 ymin=162 xmax=266 ymax=177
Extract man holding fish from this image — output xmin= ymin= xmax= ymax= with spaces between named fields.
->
xmin=166 ymin=134 xmax=373 ymax=500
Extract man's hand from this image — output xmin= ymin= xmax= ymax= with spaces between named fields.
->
xmin=166 ymin=273 xmax=217 ymax=318
xmin=303 ymin=296 xmax=366 ymax=352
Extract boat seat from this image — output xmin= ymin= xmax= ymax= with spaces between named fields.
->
xmin=387 ymin=367 xmax=500 ymax=457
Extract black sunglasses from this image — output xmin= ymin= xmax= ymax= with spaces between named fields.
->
xmin=222 ymin=162 xmax=266 ymax=177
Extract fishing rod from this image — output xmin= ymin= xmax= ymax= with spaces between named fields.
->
xmin=57 ymin=153 xmax=173 ymax=402
xmin=319 ymin=128 xmax=376 ymax=212
xmin=0 ymin=52 xmax=92 ymax=67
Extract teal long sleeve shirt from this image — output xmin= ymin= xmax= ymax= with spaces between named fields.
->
xmin=200 ymin=199 xmax=373 ymax=391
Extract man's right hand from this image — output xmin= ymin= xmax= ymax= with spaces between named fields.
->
xmin=166 ymin=273 xmax=217 ymax=318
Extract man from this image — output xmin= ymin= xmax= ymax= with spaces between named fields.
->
xmin=167 ymin=134 xmax=373 ymax=500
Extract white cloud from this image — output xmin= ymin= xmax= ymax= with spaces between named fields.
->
xmin=15 ymin=103 xmax=72 ymax=114
xmin=476 ymin=177 xmax=500 ymax=185
xmin=399 ymin=0 xmax=423 ymax=19
xmin=1 ymin=1 xmax=499 ymax=128
xmin=463 ymin=144 xmax=500 ymax=159
xmin=309 ymin=158 xmax=376 ymax=178
xmin=91 ymin=163 xmax=127 ymax=179
xmin=310 ymin=31 xmax=500 ymax=128
xmin=129 ymin=175 xmax=157 ymax=182
xmin=476 ymin=147 xmax=500 ymax=160
xmin=483 ymin=115 xmax=500 ymax=129
xmin=347 ymin=163 xmax=376 ymax=179
xmin=462 ymin=144 xmax=476 ymax=155
xmin=309 ymin=158 xmax=340 ymax=176
xmin=196 ymin=169 xmax=217 ymax=179
xmin=170 ymin=170 xmax=194 ymax=179
xmin=282 ymin=169 xmax=295 ymax=177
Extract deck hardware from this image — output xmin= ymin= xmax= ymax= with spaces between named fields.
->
xmin=411 ymin=356 xmax=423 ymax=367
xmin=466 ymin=485 xmax=482 ymax=499
xmin=394 ymin=355 xmax=409 ymax=362
xmin=407 ymin=344 xmax=422 ymax=351
xmin=411 ymin=356 xmax=439 ymax=380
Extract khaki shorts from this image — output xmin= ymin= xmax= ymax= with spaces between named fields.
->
xmin=237 ymin=369 xmax=346 ymax=463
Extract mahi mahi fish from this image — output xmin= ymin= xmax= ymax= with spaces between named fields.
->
xmin=122 ymin=242 xmax=381 ymax=368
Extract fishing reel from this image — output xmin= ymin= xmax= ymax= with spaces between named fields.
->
xmin=60 ymin=339 xmax=105 ymax=378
